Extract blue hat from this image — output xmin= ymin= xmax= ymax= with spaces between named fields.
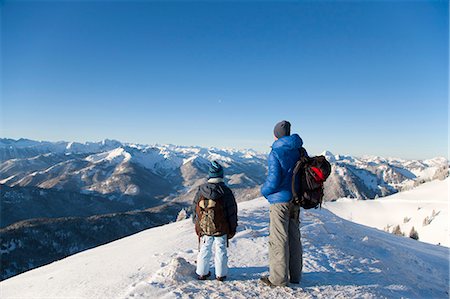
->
xmin=208 ymin=160 xmax=224 ymax=179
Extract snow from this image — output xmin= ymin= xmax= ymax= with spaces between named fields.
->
xmin=85 ymin=148 xmax=131 ymax=164
xmin=0 ymin=175 xmax=16 ymax=184
xmin=65 ymin=142 xmax=74 ymax=150
xmin=182 ymin=155 xmax=198 ymax=165
xmin=321 ymin=150 xmax=336 ymax=163
xmin=325 ymin=178 xmax=450 ymax=247
xmin=124 ymin=184 xmax=140 ymax=195
xmin=1 ymin=189 xmax=449 ymax=298
xmin=409 ymin=164 xmax=440 ymax=180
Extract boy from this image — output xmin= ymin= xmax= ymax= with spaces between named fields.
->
xmin=192 ymin=161 xmax=238 ymax=281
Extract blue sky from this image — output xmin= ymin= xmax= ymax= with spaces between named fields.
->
xmin=1 ymin=1 xmax=448 ymax=159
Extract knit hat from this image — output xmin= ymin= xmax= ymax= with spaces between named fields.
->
xmin=274 ymin=120 xmax=291 ymax=138
xmin=208 ymin=160 xmax=224 ymax=179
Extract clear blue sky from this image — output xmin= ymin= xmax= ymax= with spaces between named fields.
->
xmin=1 ymin=1 xmax=448 ymax=159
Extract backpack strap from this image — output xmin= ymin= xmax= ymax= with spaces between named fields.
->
xmin=291 ymin=161 xmax=302 ymax=203
xmin=291 ymin=147 xmax=311 ymax=206
xmin=299 ymin=147 xmax=309 ymax=163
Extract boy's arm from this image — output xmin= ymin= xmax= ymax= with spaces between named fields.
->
xmin=191 ymin=188 xmax=200 ymax=223
xmin=225 ymin=190 xmax=238 ymax=239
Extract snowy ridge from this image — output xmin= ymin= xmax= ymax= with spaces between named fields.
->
xmin=325 ymin=178 xmax=450 ymax=247
xmin=1 ymin=186 xmax=448 ymax=298
xmin=85 ymin=148 xmax=132 ymax=164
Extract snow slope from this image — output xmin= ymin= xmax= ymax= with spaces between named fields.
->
xmin=1 ymin=197 xmax=448 ymax=298
xmin=325 ymin=178 xmax=449 ymax=247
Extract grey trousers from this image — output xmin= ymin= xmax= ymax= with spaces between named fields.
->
xmin=269 ymin=202 xmax=302 ymax=286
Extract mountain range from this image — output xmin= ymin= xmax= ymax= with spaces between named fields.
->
xmin=1 ymin=138 xmax=447 ymax=208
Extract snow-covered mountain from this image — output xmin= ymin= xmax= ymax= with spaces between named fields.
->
xmin=1 ymin=138 xmax=447 ymax=208
xmin=0 ymin=138 xmax=268 ymax=207
xmin=325 ymin=178 xmax=449 ymax=247
xmin=322 ymin=151 xmax=448 ymax=200
xmin=1 ymin=182 xmax=448 ymax=298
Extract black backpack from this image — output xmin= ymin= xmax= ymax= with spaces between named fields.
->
xmin=291 ymin=148 xmax=332 ymax=209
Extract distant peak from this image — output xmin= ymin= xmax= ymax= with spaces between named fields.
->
xmin=320 ymin=150 xmax=336 ymax=162
xmin=101 ymin=139 xmax=123 ymax=147
xmin=321 ymin=150 xmax=334 ymax=157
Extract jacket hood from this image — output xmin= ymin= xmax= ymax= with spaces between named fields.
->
xmin=272 ymin=133 xmax=303 ymax=150
xmin=199 ymin=182 xmax=225 ymax=200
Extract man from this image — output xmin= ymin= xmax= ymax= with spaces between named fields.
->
xmin=192 ymin=160 xmax=238 ymax=282
xmin=260 ymin=120 xmax=303 ymax=287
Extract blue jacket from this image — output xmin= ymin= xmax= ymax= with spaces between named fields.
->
xmin=261 ymin=134 xmax=303 ymax=204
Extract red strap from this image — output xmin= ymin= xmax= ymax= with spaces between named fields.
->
xmin=311 ymin=167 xmax=325 ymax=182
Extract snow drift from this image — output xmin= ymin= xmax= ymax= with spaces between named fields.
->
xmin=325 ymin=178 xmax=449 ymax=247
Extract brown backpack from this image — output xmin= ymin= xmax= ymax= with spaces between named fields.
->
xmin=195 ymin=194 xmax=229 ymax=237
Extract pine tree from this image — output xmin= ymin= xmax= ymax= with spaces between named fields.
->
xmin=176 ymin=208 xmax=187 ymax=221
xmin=392 ymin=225 xmax=404 ymax=236
xmin=409 ymin=226 xmax=419 ymax=240
xmin=423 ymin=216 xmax=432 ymax=226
